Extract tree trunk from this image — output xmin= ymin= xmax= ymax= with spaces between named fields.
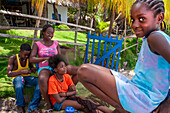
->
xmin=32 ymin=3 xmax=43 ymax=47
xmin=108 ymin=6 xmax=115 ymax=38
xmin=53 ymin=3 xmax=59 ymax=25
xmin=82 ymin=8 xmax=87 ymax=25
xmin=103 ymin=6 xmax=107 ymax=22
xmin=89 ymin=16 xmax=94 ymax=34
xmin=40 ymin=3 xmax=47 ymax=27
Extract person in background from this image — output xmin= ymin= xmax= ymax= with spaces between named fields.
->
xmin=7 ymin=43 xmax=41 ymax=113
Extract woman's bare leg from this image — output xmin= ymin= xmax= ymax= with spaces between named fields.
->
xmin=61 ymin=100 xmax=112 ymax=113
xmin=77 ymin=64 xmax=128 ymax=112
xmin=38 ymin=69 xmax=52 ymax=109
xmin=61 ymin=100 xmax=84 ymax=110
xmin=67 ymin=65 xmax=79 ymax=85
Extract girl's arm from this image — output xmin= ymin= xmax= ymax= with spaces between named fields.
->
xmin=52 ymin=93 xmax=67 ymax=104
xmin=59 ymin=85 xmax=76 ymax=97
xmin=147 ymin=33 xmax=170 ymax=63
xmin=29 ymin=62 xmax=37 ymax=73
xmin=57 ymin=44 xmax=61 ymax=54
xmin=29 ymin=43 xmax=48 ymax=63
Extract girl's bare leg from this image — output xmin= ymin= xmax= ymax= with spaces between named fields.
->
xmin=38 ymin=69 xmax=52 ymax=109
xmin=77 ymin=64 xmax=128 ymax=112
xmin=67 ymin=65 xmax=79 ymax=85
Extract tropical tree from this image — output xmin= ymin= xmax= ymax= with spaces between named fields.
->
xmin=29 ymin=0 xmax=170 ymax=32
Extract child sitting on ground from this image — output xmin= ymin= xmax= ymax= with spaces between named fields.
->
xmin=48 ymin=54 xmax=112 ymax=113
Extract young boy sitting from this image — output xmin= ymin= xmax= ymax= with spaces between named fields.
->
xmin=7 ymin=43 xmax=41 ymax=113
xmin=48 ymin=54 xmax=112 ymax=113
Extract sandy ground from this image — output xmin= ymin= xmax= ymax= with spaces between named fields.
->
xmin=0 ymin=70 xmax=135 ymax=113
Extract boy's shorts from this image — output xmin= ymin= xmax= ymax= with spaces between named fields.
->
xmin=53 ymin=101 xmax=64 ymax=111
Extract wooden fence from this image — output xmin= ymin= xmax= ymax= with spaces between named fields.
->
xmin=0 ymin=10 xmax=95 ymax=59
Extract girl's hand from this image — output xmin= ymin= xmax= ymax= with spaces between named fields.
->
xmin=68 ymin=85 xmax=76 ymax=91
xmin=42 ymin=57 xmax=49 ymax=63
xmin=58 ymin=92 xmax=67 ymax=97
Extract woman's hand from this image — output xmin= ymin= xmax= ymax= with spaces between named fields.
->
xmin=31 ymin=67 xmax=37 ymax=73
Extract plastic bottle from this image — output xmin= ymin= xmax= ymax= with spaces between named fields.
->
xmin=65 ymin=106 xmax=75 ymax=113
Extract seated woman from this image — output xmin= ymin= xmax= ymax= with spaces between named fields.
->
xmin=30 ymin=24 xmax=78 ymax=112
xmin=48 ymin=54 xmax=113 ymax=113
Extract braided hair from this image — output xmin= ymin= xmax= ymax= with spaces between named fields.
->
xmin=133 ymin=0 xmax=165 ymax=17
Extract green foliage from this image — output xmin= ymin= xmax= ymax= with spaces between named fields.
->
xmin=54 ymin=24 xmax=70 ymax=29
xmin=97 ymin=21 xmax=110 ymax=32
xmin=0 ymin=78 xmax=15 ymax=97
xmin=120 ymin=49 xmax=138 ymax=69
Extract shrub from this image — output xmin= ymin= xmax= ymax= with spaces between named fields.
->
xmin=54 ymin=24 xmax=70 ymax=29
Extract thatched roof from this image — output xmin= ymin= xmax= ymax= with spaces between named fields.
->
xmin=47 ymin=0 xmax=86 ymax=9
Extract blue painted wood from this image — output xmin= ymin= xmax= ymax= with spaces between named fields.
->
xmin=88 ymin=35 xmax=122 ymax=43
xmin=111 ymin=36 xmax=118 ymax=69
xmin=97 ymin=39 xmax=101 ymax=60
xmin=94 ymin=44 xmax=120 ymax=65
xmin=85 ymin=32 xmax=123 ymax=71
xmin=115 ymin=37 xmax=123 ymax=71
xmin=102 ymin=35 xmax=108 ymax=66
xmin=106 ymin=39 xmax=112 ymax=68
xmin=91 ymin=38 xmax=95 ymax=63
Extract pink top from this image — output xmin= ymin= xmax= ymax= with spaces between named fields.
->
xmin=36 ymin=41 xmax=58 ymax=68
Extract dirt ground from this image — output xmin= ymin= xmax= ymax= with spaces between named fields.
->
xmin=0 ymin=70 xmax=135 ymax=113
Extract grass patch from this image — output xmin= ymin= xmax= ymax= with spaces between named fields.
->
xmin=0 ymin=29 xmax=140 ymax=103
xmin=0 ymin=29 xmax=87 ymax=98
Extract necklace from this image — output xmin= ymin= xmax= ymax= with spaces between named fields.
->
xmin=55 ymin=74 xmax=64 ymax=92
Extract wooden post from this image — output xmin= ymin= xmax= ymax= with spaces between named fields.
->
xmin=108 ymin=5 xmax=115 ymax=38
xmin=74 ymin=10 xmax=79 ymax=60
xmin=41 ymin=3 xmax=47 ymax=27
xmin=53 ymin=3 xmax=59 ymax=21
xmin=124 ymin=18 xmax=126 ymax=49
xmin=89 ymin=16 xmax=94 ymax=34
xmin=32 ymin=3 xmax=44 ymax=47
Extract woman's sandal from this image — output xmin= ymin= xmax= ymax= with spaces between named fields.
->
xmin=44 ymin=109 xmax=53 ymax=113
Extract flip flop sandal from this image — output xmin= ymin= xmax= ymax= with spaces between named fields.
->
xmin=17 ymin=106 xmax=25 ymax=113
xmin=44 ymin=109 xmax=53 ymax=113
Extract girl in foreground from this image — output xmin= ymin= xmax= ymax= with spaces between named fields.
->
xmin=77 ymin=0 xmax=170 ymax=112
xmin=48 ymin=55 xmax=112 ymax=113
